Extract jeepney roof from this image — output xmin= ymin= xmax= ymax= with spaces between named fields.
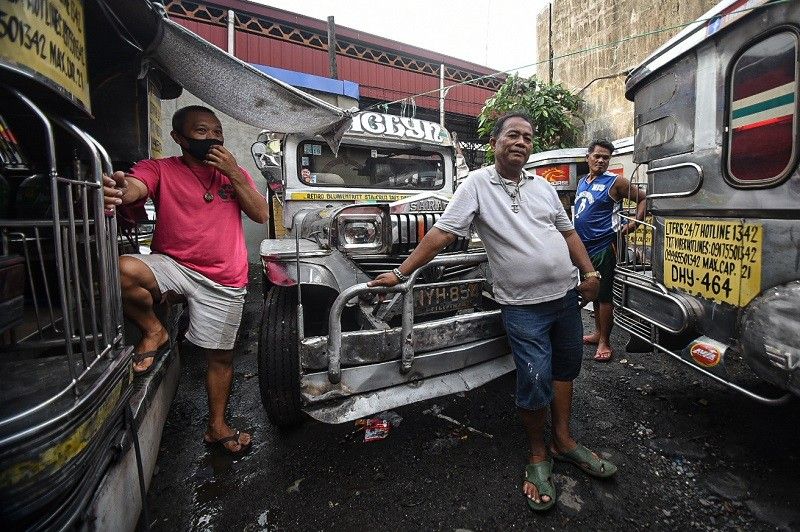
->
xmin=613 ymin=137 xmax=634 ymax=155
xmin=525 ymin=147 xmax=587 ymax=168
xmin=625 ymin=0 xmax=771 ymax=99
xmin=524 ymin=137 xmax=633 ymax=168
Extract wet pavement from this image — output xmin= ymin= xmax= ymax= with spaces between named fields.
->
xmin=147 ymin=267 xmax=800 ymax=531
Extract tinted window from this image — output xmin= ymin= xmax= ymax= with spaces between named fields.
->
xmin=297 ymin=142 xmax=445 ymax=190
xmin=727 ymin=32 xmax=798 ymax=185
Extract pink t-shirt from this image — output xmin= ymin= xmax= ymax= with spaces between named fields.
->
xmin=130 ymin=156 xmax=260 ymax=288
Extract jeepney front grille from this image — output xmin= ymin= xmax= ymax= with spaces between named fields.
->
xmin=390 ymin=213 xmax=469 ymax=254
xmin=350 ymin=214 xmax=475 ymax=279
xmin=351 ymin=254 xmax=479 ymax=280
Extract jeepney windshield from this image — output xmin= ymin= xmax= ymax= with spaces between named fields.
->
xmin=296 ymin=141 xmax=445 ymax=190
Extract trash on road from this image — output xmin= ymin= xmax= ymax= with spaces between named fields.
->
xmin=422 ymin=407 xmax=493 ymax=439
xmin=286 ymin=478 xmax=304 ymax=493
xmin=361 ymin=418 xmax=391 ymax=442
xmin=376 ymin=410 xmax=403 ymax=428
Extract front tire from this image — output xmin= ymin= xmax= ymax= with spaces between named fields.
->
xmin=258 ymin=286 xmax=304 ymax=427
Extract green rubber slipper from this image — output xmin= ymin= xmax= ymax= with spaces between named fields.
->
xmin=553 ymin=444 xmax=617 ymax=478
xmin=523 ymin=459 xmax=556 ymax=511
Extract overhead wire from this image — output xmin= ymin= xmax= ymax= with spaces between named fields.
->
xmin=363 ymin=0 xmax=791 ymax=113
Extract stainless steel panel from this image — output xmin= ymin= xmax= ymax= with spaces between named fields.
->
xmin=302 ymin=336 xmax=510 ymax=403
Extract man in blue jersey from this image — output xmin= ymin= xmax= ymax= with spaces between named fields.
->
xmin=574 ymin=140 xmax=647 ymax=362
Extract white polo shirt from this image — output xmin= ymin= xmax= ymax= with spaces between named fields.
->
xmin=434 ymin=165 xmax=579 ymax=305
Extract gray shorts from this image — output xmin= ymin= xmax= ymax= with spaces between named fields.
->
xmin=125 ymin=254 xmax=246 ymax=350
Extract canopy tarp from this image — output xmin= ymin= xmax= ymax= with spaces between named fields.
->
xmin=105 ymin=1 xmax=353 ymax=151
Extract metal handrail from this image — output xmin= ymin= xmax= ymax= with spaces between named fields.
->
xmin=326 ymin=252 xmax=488 ymax=383
xmin=646 ymin=162 xmax=704 ymax=199
xmin=0 ymin=85 xmax=126 ymax=429
xmin=619 ymin=318 xmax=792 ymax=406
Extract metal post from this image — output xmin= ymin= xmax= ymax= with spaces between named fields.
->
xmin=84 ymin=131 xmax=125 ymax=344
xmin=439 ymin=64 xmax=446 ymax=127
xmin=292 ymin=211 xmax=305 ymax=341
xmin=327 ymin=16 xmax=338 ymax=79
xmin=400 ymin=289 xmax=415 ymax=373
xmin=227 ymin=9 xmax=235 ymax=55
xmin=548 ymin=3 xmax=554 ymax=84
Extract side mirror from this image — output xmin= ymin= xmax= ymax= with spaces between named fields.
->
xmin=251 ymin=132 xmax=283 ymax=187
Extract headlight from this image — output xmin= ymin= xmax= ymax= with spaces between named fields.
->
xmin=343 ymin=220 xmax=378 ymax=245
xmin=333 ymin=206 xmax=388 ymax=253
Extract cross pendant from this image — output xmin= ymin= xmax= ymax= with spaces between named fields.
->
xmin=511 ymin=197 xmax=519 ymax=213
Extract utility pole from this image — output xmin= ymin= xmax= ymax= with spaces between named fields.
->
xmin=327 ymin=16 xmax=338 ymax=79
xmin=548 ymin=3 xmax=554 ymax=83
xmin=227 ymin=10 xmax=235 ymax=55
xmin=439 ymin=64 xmax=446 ymax=127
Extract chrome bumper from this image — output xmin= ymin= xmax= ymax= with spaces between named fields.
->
xmin=297 ymin=253 xmax=513 ymax=420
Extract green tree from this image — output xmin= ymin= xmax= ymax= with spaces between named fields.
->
xmin=478 ymin=74 xmax=583 ymax=160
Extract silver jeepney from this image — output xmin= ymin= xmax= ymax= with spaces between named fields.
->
xmin=252 ymin=112 xmax=511 ymax=425
xmin=616 ymin=0 xmax=799 ymax=404
xmin=523 ymin=137 xmax=645 ymax=219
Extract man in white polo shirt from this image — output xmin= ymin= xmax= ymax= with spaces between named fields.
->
xmin=369 ymin=112 xmax=617 ymax=511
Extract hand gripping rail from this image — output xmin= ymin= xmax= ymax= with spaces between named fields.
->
xmin=326 ymin=253 xmax=488 ymax=384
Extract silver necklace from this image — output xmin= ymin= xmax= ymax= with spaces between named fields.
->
xmin=498 ymin=173 xmax=523 ymax=213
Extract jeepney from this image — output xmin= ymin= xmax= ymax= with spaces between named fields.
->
xmin=0 ymin=1 xmax=350 ymax=528
xmin=523 ymin=137 xmax=645 ymax=218
xmin=615 ymin=0 xmax=799 ymax=404
xmin=252 ymin=111 xmax=512 ymax=426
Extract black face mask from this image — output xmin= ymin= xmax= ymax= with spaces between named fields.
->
xmin=180 ymin=135 xmax=222 ymax=160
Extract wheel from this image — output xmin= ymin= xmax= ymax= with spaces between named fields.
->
xmin=258 ymin=285 xmax=304 ymax=427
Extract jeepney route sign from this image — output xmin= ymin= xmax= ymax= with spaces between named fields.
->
xmin=0 ymin=0 xmax=90 ymax=113
xmin=349 ymin=112 xmax=448 ymax=144
xmin=289 ymin=191 xmax=412 ymax=202
xmin=663 ymin=218 xmax=762 ymax=306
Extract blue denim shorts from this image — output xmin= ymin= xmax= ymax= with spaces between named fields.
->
xmin=500 ymin=289 xmax=583 ymax=411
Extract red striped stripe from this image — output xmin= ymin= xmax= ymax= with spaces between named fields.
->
xmin=733 ymin=113 xmax=792 ymax=132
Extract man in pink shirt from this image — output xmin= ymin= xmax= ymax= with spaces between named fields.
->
xmin=103 ymin=106 xmax=268 ymax=455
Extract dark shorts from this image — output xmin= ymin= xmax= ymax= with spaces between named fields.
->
xmin=500 ymin=289 xmax=583 ymax=411
xmin=590 ymin=245 xmax=616 ymax=303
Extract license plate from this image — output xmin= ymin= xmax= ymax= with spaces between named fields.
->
xmin=413 ymin=280 xmax=483 ymax=316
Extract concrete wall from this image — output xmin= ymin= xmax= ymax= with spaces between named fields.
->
xmin=536 ymin=0 xmax=718 ymax=143
xmin=160 ymin=90 xmax=357 ymax=257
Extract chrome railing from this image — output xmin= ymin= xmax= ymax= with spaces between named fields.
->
xmin=615 ymin=163 xmax=653 ymax=275
xmin=0 ymin=85 xmax=126 ymax=435
xmin=326 ymin=252 xmax=488 ymax=383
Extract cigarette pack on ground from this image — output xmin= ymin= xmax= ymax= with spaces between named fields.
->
xmin=363 ymin=418 xmax=390 ymax=442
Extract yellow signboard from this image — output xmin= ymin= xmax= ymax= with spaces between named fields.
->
xmin=663 ymin=219 xmax=762 ymax=306
xmin=288 ymin=191 xmax=412 ymax=202
xmin=627 ymin=215 xmax=653 ymax=247
xmin=0 ymin=0 xmax=91 ymax=112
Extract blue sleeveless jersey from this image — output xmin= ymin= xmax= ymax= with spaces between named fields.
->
xmin=573 ymin=172 xmax=621 ymax=256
